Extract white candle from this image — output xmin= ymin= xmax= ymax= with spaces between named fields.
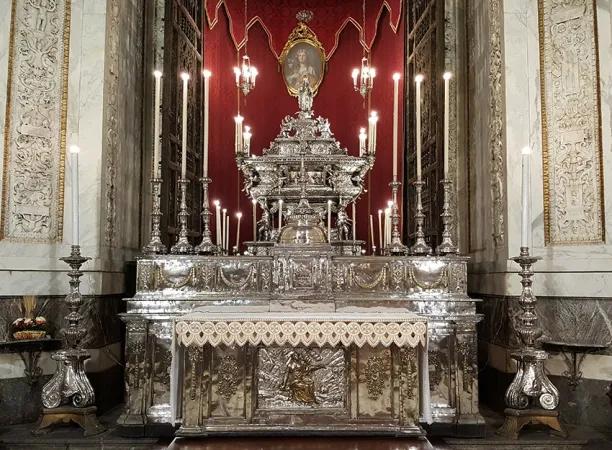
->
xmin=235 ymin=116 xmax=243 ymax=154
xmin=243 ymin=126 xmax=251 ymax=157
xmin=359 ymin=128 xmax=367 ymax=156
xmin=415 ymin=74 xmax=424 ymax=179
xmin=70 ymin=145 xmax=80 ymax=246
xmin=234 ymin=67 xmax=240 ymax=85
xmin=352 ymin=202 xmax=356 ymax=241
xmin=392 ymin=73 xmax=401 ymax=181
xmin=521 ymin=147 xmax=531 ymax=248
xmin=225 ymin=215 xmax=230 ymax=254
xmin=443 ymin=72 xmax=452 ymax=177
xmin=252 ymin=199 xmax=257 ymax=241
xmin=214 ymin=200 xmax=221 ymax=246
xmin=368 ymin=112 xmax=378 ymax=154
xmin=384 ymin=208 xmax=390 ymax=246
xmin=352 ymin=69 xmax=359 ymax=89
xmin=222 ymin=208 xmax=227 ymax=251
xmin=180 ymin=72 xmax=189 ymax=179
xmin=327 ymin=200 xmax=332 ymax=243
xmin=378 ymin=209 xmax=383 ymax=249
xmin=278 ymin=199 xmax=283 ymax=229
xmin=236 ymin=212 xmax=242 ymax=251
xmin=153 ymin=71 xmax=162 ymax=178
xmin=369 ymin=215 xmax=375 ymax=249
xmin=203 ymin=70 xmax=211 ymax=176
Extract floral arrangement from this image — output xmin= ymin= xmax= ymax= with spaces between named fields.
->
xmin=11 ymin=296 xmax=47 ymax=340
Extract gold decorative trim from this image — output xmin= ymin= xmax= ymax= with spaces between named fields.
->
xmin=538 ymin=0 xmax=605 ymax=245
xmin=0 ymin=0 xmax=70 ymax=243
xmin=279 ymin=23 xmax=326 ymax=97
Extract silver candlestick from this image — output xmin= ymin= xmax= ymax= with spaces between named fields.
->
xmin=35 ymin=246 xmax=105 ymax=436
xmin=195 ymin=176 xmax=219 ymax=255
xmin=410 ymin=179 xmax=432 ymax=255
xmin=436 ymin=178 xmax=458 ymax=255
xmin=497 ymin=247 xmax=566 ymax=439
xmin=171 ymin=179 xmax=194 ymax=254
xmin=143 ymin=177 xmax=166 ymax=254
xmin=388 ymin=180 xmax=408 ymax=255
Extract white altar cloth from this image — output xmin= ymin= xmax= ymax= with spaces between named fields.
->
xmin=171 ymin=311 xmax=432 ymax=424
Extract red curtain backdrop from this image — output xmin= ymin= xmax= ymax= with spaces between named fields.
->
xmin=205 ymin=3 xmax=404 ymax=249
xmin=205 ymin=0 xmax=402 ymax=59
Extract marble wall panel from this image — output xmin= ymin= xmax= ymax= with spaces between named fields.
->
xmin=539 ymin=0 xmax=605 ymax=245
xmin=0 ymin=0 xmax=12 ymax=222
xmin=1 ymin=0 xmax=71 ymax=242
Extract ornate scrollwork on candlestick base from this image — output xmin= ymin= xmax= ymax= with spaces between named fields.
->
xmin=143 ymin=178 xmax=167 ymax=254
xmin=436 ymin=179 xmax=458 ymax=255
xmin=195 ymin=176 xmax=219 ymax=255
xmin=410 ymin=179 xmax=432 ymax=255
xmin=388 ymin=181 xmax=408 ymax=255
xmin=34 ymin=246 xmax=105 ymax=437
xmin=496 ymin=247 xmax=566 ymax=440
xmin=171 ymin=179 xmax=194 ymax=255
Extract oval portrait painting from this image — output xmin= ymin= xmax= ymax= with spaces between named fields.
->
xmin=281 ymin=41 xmax=325 ymax=96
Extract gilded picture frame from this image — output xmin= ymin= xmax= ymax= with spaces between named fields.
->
xmin=279 ymin=23 xmax=326 ymax=96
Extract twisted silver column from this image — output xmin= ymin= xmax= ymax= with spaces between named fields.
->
xmin=195 ymin=176 xmax=219 ymax=255
xmin=388 ymin=180 xmax=407 ymax=255
xmin=410 ymin=179 xmax=432 ymax=255
xmin=436 ymin=178 xmax=458 ymax=255
xmin=171 ymin=179 xmax=194 ymax=254
xmin=143 ymin=177 xmax=166 ymax=254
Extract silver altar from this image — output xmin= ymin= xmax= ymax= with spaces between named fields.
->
xmin=119 ymin=80 xmax=484 ymax=436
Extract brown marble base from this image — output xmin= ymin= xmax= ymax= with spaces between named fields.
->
xmin=496 ymin=408 xmax=567 ymax=440
xmin=167 ymin=436 xmax=436 ymax=450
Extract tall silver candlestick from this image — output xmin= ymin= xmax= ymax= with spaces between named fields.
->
xmin=497 ymin=247 xmax=566 ymax=439
xmin=388 ymin=180 xmax=407 ymax=255
xmin=436 ymin=178 xmax=458 ymax=255
xmin=171 ymin=179 xmax=194 ymax=254
xmin=195 ymin=176 xmax=219 ymax=255
xmin=410 ymin=179 xmax=432 ymax=255
xmin=142 ymin=177 xmax=166 ymax=254
xmin=35 ymin=246 xmax=105 ymax=436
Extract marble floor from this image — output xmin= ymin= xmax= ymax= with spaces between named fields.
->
xmin=0 ymin=406 xmax=610 ymax=450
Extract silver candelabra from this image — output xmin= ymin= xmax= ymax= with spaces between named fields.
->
xmin=497 ymin=247 xmax=566 ymax=439
xmin=388 ymin=180 xmax=408 ymax=255
xmin=35 ymin=246 xmax=105 ymax=436
xmin=195 ymin=176 xmax=219 ymax=255
xmin=410 ymin=179 xmax=432 ymax=255
xmin=171 ymin=179 xmax=194 ymax=254
xmin=143 ymin=177 xmax=166 ymax=254
xmin=436 ymin=178 xmax=458 ymax=255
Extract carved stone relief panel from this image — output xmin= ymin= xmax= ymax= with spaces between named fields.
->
xmin=1 ymin=0 xmax=71 ymax=242
xmin=539 ymin=0 xmax=604 ymax=244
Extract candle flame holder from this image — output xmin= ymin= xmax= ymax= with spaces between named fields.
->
xmin=388 ymin=180 xmax=408 ymax=255
xmin=195 ymin=176 xmax=219 ymax=255
xmin=436 ymin=178 xmax=458 ymax=255
xmin=143 ymin=177 xmax=167 ymax=254
xmin=410 ymin=179 xmax=432 ymax=255
xmin=497 ymin=247 xmax=566 ymax=439
xmin=35 ymin=246 xmax=105 ymax=436
xmin=171 ymin=179 xmax=194 ymax=254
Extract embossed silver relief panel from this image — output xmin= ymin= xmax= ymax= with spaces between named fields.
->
xmin=1 ymin=0 xmax=70 ymax=241
xmin=147 ymin=322 xmax=173 ymax=421
xmin=210 ymin=346 xmax=246 ymax=418
xmin=358 ymin=346 xmax=393 ymax=418
xmin=256 ymin=347 xmax=346 ymax=410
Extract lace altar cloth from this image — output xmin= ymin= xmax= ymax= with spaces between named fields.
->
xmin=174 ymin=312 xmax=427 ymax=349
xmin=171 ymin=312 xmax=432 ymax=424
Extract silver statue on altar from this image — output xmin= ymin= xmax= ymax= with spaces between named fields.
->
xmin=236 ymin=78 xmax=372 ymax=254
